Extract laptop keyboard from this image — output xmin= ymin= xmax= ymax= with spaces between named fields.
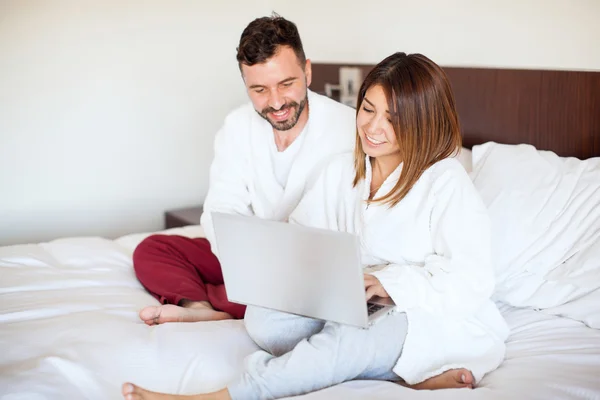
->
xmin=367 ymin=303 xmax=385 ymax=316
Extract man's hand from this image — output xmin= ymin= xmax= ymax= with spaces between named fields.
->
xmin=364 ymin=273 xmax=390 ymax=301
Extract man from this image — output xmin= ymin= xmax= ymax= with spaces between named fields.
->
xmin=126 ymin=16 xmax=476 ymax=396
xmin=132 ymin=15 xmax=356 ymax=324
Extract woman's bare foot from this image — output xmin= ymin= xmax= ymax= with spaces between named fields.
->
xmin=408 ymin=368 xmax=474 ymax=390
xmin=122 ymin=383 xmax=230 ymax=400
xmin=138 ymin=301 xmax=233 ymax=325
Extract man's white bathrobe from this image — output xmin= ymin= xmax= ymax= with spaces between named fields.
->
xmin=201 ymin=90 xmax=356 ymax=254
xmin=289 ymin=154 xmax=510 ymax=385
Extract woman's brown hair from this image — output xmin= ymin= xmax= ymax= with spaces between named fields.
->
xmin=353 ymin=52 xmax=462 ymax=207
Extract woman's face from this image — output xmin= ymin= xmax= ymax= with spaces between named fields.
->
xmin=356 ymin=84 xmax=400 ymax=159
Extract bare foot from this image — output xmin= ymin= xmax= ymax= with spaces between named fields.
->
xmin=138 ymin=302 xmax=233 ymax=325
xmin=122 ymin=383 xmax=230 ymax=400
xmin=408 ymin=368 xmax=474 ymax=390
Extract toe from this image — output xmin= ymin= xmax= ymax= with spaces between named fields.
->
xmin=122 ymin=383 xmax=134 ymax=395
xmin=123 ymin=383 xmax=140 ymax=396
xmin=458 ymin=368 xmax=474 ymax=385
xmin=122 ymin=383 xmax=145 ymax=400
xmin=139 ymin=306 xmax=159 ymax=322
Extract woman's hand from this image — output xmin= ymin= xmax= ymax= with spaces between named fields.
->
xmin=364 ymin=274 xmax=390 ymax=301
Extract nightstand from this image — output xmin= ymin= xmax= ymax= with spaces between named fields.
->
xmin=164 ymin=206 xmax=204 ymax=229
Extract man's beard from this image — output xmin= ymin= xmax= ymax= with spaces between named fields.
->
xmin=257 ymin=94 xmax=308 ymax=131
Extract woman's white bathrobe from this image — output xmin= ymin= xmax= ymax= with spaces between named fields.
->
xmin=289 ymin=154 xmax=509 ymax=384
xmin=200 ymin=90 xmax=356 ymax=255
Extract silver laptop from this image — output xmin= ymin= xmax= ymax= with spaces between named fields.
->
xmin=211 ymin=212 xmax=395 ymax=328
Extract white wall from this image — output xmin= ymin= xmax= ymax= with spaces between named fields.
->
xmin=278 ymin=0 xmax=600 ymax=71
xmin=0 ymin=0 xmax=270 ymax=245
xmin=1 ymin=0 xmax=598 ymax=245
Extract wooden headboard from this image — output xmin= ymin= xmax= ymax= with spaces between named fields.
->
xmin=310 ymin=64 xmax=600 ymax=159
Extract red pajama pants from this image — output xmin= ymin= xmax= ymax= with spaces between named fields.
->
xmin=132 ymin=234 xmax=246 ymax=319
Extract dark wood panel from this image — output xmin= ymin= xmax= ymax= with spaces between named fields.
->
xmin=310 ymin=64 xmax=600 ymax=159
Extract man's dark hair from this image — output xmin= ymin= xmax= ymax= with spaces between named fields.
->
xmin=236 ymin=13 xmax=306 ymax=69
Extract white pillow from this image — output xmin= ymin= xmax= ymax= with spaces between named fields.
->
xmin=471 ymin=142 xmax=600 ymax=310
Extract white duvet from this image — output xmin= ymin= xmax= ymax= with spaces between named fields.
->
xmin=1 ymin=226 xmax=600 ymax=400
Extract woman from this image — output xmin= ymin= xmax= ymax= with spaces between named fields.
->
xmin=122 ymin=52 xmax=509 ymax=400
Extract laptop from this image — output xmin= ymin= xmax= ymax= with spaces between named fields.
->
xmin=211 ymin=212 xmax=396 ymax=328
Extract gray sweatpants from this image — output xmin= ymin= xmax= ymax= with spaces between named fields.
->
xmin=227 ymin=306 xmax=408 ymax=400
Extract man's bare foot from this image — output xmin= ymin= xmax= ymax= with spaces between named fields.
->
xmin=407 ymin=368 xmax=474 ymax=390
xmin=138 ymin=301 xmax=233 ymax=325
xmin=122 ymin=383 xmax=230 ymax=400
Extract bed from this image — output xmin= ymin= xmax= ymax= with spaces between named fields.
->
xmin=2 ymin=65 xmax=600 ymax=400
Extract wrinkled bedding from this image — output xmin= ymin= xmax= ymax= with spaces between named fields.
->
xmin=1 ymin=226 xmax=599 ymax=399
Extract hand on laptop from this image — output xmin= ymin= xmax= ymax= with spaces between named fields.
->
xmin=364 ymin=273 xmax=390 ymax=301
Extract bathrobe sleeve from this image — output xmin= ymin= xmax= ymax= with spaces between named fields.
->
xmin=200 ymin=113 xmax=253 ymax=255
xmin=371 ymin=167 xmax=496 ymax=317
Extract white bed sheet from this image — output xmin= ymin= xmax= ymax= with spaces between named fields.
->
xmin=1 ymin=226 xmax=599 ymax=400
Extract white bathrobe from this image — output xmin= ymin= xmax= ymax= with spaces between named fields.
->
xmin=289 ymin=153 xmax=510 ymax=385
xmin=201 ymin=90 xmax=356 ymax=255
